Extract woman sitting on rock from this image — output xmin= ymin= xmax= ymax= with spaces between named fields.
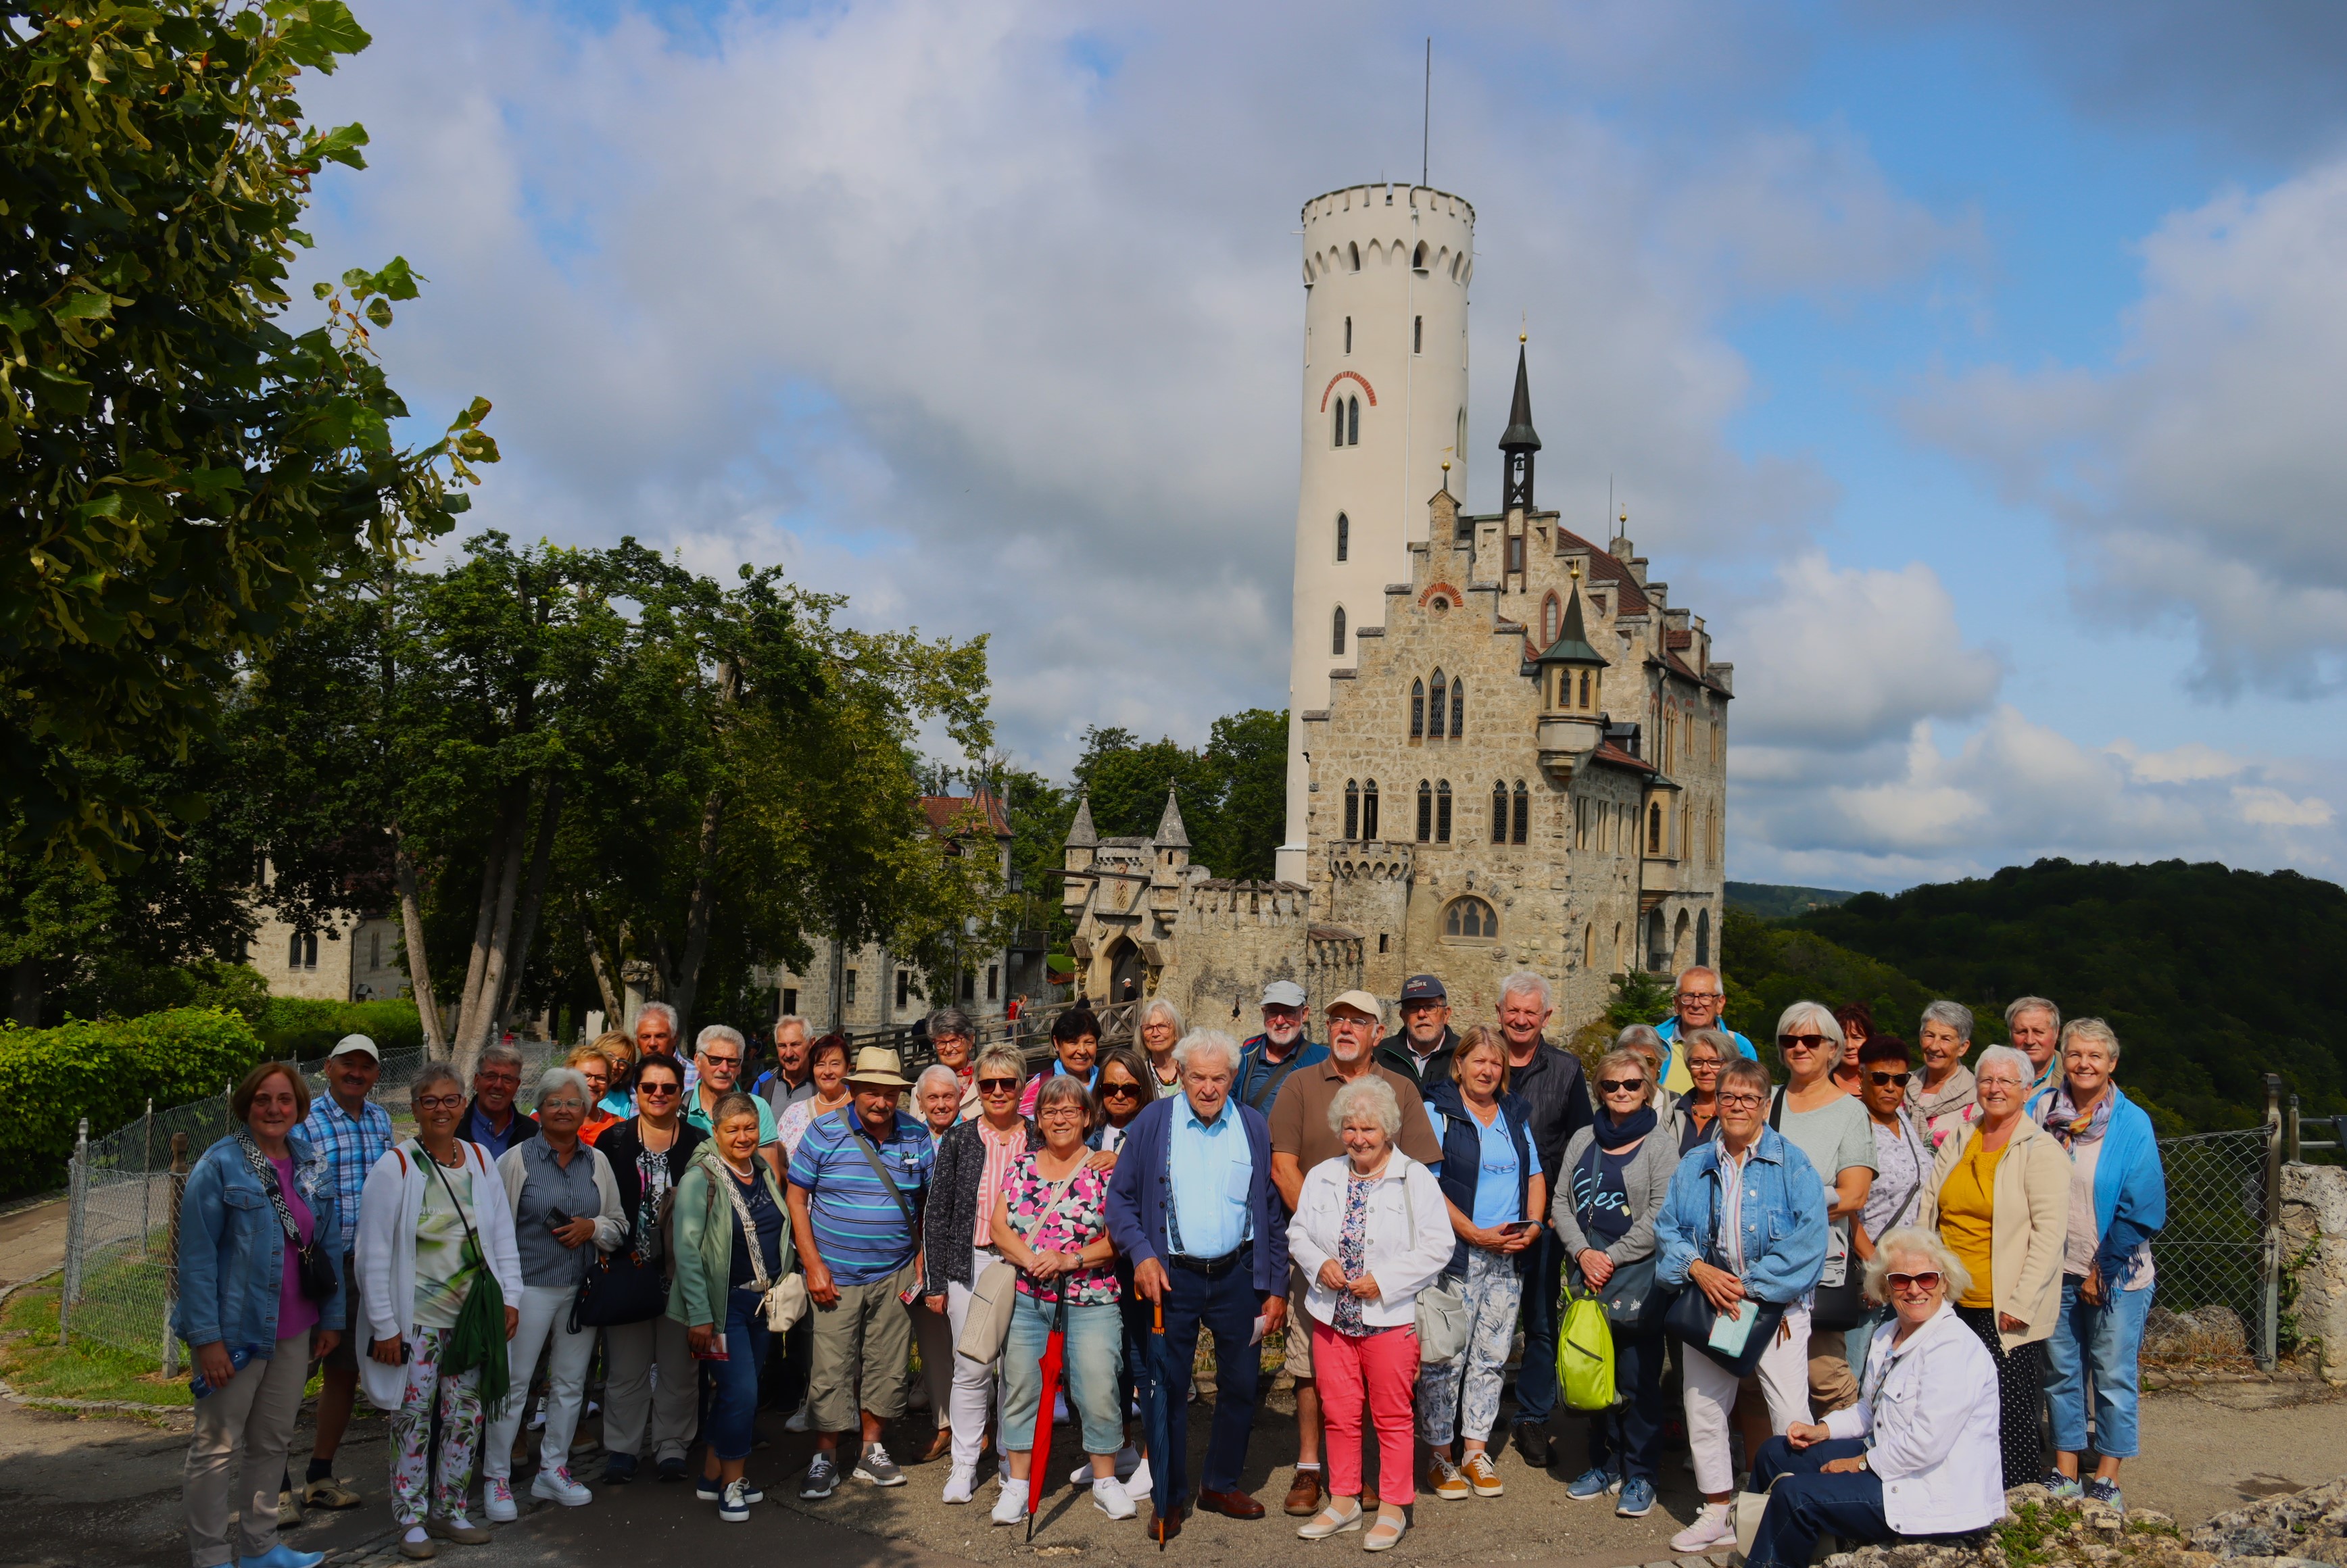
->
xmin=1741 ymin=1226 xmax=2005 ymax=1568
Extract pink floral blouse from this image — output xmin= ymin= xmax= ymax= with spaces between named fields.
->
xmin=1000 ymin=1150 xmax=1119 ymax=1306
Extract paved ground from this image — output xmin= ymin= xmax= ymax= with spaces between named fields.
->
xmin=0 ymin=1198 xmax=69 ymax=1297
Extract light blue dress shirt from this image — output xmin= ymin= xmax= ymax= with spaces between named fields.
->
xmin=1167 ymin=1096 xmax=1253 ymax=1258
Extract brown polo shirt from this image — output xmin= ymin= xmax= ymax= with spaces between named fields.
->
xmin=1267 ymin=1058 xmax=1444 ymax=1179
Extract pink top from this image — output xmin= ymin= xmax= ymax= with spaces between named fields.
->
xmin=974 ymin=1120 xmax=1028 ymax=1246
xmin=270 ymin=1156 xmax=320 ymax=1340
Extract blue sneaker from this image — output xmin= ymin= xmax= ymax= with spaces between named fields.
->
xmin=1565 ymin=1467 xmax=1620 ymax=1501
xmin=2085 ymin=1478 xmax=2123 ymax=1511
xmin=239 ymin=1547 xmax=327 ymax=1568
xmin=1616 ymin=1477 xmax=1656 ymax=1518
xmin=604 ymin=1452 xmax=638 ymax=1486
xmin=2043 ymin=1471 xmax=2082 ymax=1500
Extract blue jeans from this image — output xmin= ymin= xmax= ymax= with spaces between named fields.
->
xmin=1845 ymin=1304 xmax=1893 ymax=1388
xmin=1512 ymin=1231 xmax=1565 ymax=1427
xmin=1161 ymin=1254 xmax=1265 ymax=1497
xmin=1002 ymin=1292 xmax=1126 ymax=1458
xmin=705 ymin=1288 xmax=773 ymax=1462
xmin=1585 ymin=1325 xmax=1667 ymax=1481
xmin=2043 ymin=1277 xmax=2153 ymax=1460
xmin=1747 ymin=1436 xmax=1891 ymax=1568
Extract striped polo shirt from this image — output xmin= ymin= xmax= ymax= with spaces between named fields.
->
xmin=786 ymin=1105 xmax=933 ymax=1285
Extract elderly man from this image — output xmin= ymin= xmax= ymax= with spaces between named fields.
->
xmin=788 ymin=1046 xmax=934 ymax=1499
xmin=1375 ymin=974 xmax=1458 ymax=1084
xmin=757 ymin=1014 xmax=818 ymax=1112
xmin=1107 ymin=1031 xmax=1289 ymax=1536
xmin=687 ymin=1025 xmax=784 ymax=1179
xmin=462 ymin=1040 xmax=539 ymax=1156
xmin=295 ymin=1035 xmax=392 ymax=1513
xmin=2007 ymin=998 xmax=2062 ymax=1093
xmin=1266 ymin=990 xmax=1441 ymax=1515
xmin=1236 ymin=979 xmax=1328 ymax=1113
xmin=1489 ymin=971 xmax=1595 ymax=1467
xmin=635 ymin=1001 xmax=693 ymax=1093
xmin=1653 ymin=966 xmax=1757 ymax=1092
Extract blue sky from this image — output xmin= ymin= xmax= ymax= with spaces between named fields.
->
xmin=296 ymin=0 xmax=2347 ymax=891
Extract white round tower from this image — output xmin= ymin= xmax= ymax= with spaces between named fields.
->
xmin=1276 ymin=182 xmax=1476 ymax=884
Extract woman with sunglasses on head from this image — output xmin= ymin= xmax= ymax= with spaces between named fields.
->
xmin=595 ymin=1056 xmax=706 ymax=1486
xmin=1741 ymin=1228 xmax=2004 ymax=1568
xmin=1767 ymin=1002 xmax=1878 ymax=1423
xmin=1847 ymin=1035 xmax=1932 ymax=1387
xmin=923 ymin=1045 xmax=1037 ymax=1505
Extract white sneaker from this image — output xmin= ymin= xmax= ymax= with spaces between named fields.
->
xmin=530 ymin=1467 xmax=593 ymax=1507
xmin=1092 ymin=1476 xmax=1137 ymax=1521
xmin=942 ymin=1467 xmax=977 ymax=1505
xmin=482 ymin=1477 xmax=516 ymax=1523
xmin=1671 ymin=1504 xmax=1736 ymax=1554
xmin=991 ymin=1484 xmax=1030 ymax=1526
xmin=1123 ymin=1455 xmax=1154 ymax=1501
xmin=1111 ymin=1444 xmax=1141 ymax=1479
xmin=784 ymin=1400 xmax=812 ymax=1434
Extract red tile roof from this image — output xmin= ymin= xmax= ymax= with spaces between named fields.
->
xmin=921 ymin=791 xmax=1011 ymax=838
xmin=1666 ymin=629 xmax=1693 ymax=650
xmin=1556 ymin=526 xmax=1651 ymax=617
xmin=1590 ymin=741 xmax=1656 ymax=776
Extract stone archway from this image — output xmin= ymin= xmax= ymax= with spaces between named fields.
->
xmin=1106 ymin=937 xmax=1146 ymax=1008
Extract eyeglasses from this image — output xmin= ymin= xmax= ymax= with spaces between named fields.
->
xmin=1099 ymin=1081 xmax=1143 ymax=1099
xmin=1685 ymin=1058 xmax=1722 ymax=1072
xmin=701 ymin=1055 xmax=740 ymax=1070
xmin=1778 ymin=1033 xmax=1831 ymax=1052
xmin=1867 ymin=1070 xmax=1912 ymax=1087
xmin=540 ymin=1099 xmax=584 ymax=1112
xmin=1716 ymin=1091 xmax=1766 ymax=1109
xmin=637 ymin=1083 xmax=679 ymax=1098
xmin=1886 ymin=1271 xmax=1943 ymax=1293
xmin=1038 ymin=1106 xmax=1086 ymax=1120
xmin=1675 ymin=991 xmax=1722 ymax=1005
xmin=1597 ymin=1079 xmax=1645 ymax=1095
xmin=414 ymin=1094 xmax=463 ymax=1110
xmin=977 ymin=1078 xmax=1020 ymax=1095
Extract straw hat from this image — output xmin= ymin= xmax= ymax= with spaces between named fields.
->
xmin=844 ymin=1046 xmax=913 ymax=1090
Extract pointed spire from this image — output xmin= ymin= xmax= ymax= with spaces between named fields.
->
xmin=1153 ymin=787 xmax=1190 ymax=850
xmin=1534 ymin=582 xmax=1609 ymax=667
xmin=1065 ymin=792 xmax=1097 ymax=848
xmin=1499 ymin=337 xmax=1542 ymax=454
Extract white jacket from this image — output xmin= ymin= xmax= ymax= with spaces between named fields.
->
xmin=1822 ymin=1300 xmax=2005 ymax=1536
xmin=1286 ymin=1152 xmax=1455 ymax=1332
xmin=355 ymin=1140 xmax=526 ymax=1413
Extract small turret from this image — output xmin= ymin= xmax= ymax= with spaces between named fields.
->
xmin=1499 ymin=335 xmax=1541 ymax=514
xmin=1063 ymin=793 xmax=1098 ymax=910
xmin=1153 ymin=787 xmax=1190 ymax=873
xmin=1533 ymin=576 xmax=1608 ymax=776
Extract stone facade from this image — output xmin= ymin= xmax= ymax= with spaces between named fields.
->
xmin=2283 ymin=1162 xmax=2347 ymax=1383
xmin=249 ymin=908 xmax=410 ymax=1003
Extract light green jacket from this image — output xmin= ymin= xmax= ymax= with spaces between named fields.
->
xmin=667 ymin=1145 xmax=796 ymax=1330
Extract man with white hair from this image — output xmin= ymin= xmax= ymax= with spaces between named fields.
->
xmin=1654 ymin=966 xmax=1756 ymax=1093
xmin=756 ymin=1014 xmax=817 ymax=1112
xmin=1235 ymin=979 xmax=1327 ymax=1114
xmin=635 ymin=1001 xmax=694 ymax=1094
xmin=1491 ymin=971 xmax=1595 ymax=1469
xmin=1106 ymin=1031 xmax=1289 ymax=1534
xmin=687 ymin=1024 xmax=783 ymax=1179
xmin=462 ymin=1040 xmax=539 ymax=1156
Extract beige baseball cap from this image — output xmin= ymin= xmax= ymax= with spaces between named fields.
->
xmin=1324 ymin=990 xmax=1383 ymax=1024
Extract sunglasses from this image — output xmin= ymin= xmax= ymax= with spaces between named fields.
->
xmin=1867 ymin=1070 xmax=1912 ymax=1087
xmin=977 ymin=1078 xmax=1020 ymax=1094
xmin=1886 ymin=1271 xmax=1943 ymax=1293
xmin=637 ymin=1082 xmax=679 ymax=1098
xmin=1597 ymin=1079 xmax=1645 ymax=1095
xmin=1779 ymin=1033 xmax=1831 ymax=1052
xmin=1099 ymin=1081 xmax=1143 ymax=1099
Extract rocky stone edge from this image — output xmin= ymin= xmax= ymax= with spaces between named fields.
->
xmin=1813 ymin=1477 xmax=2347 ymax=1568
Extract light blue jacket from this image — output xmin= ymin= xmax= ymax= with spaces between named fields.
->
xmin=172 ymin=1131 xmax=345 ymax=1357
xmin=2028 ymin=1081 xmax=2166 ymax=1288
xmin=1653 ymin=1125 xmax=1828 ymax=1306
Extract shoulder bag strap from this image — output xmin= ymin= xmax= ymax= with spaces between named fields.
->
xmin=233 ymin=1133 xmax=308 ymax=1247
xmin=420 ymin=1142 xmax=489 ymax=1269
xmin=715 ymin=1162 xmax=777 ymax=1295
xmin=840 ymin=1111 xmax=919 ymax=1231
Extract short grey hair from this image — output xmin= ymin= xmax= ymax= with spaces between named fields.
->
xmin=1682 ymin=1027 xmax=1735 ymax=1062
xmin=1675 ymin=964 xmax=1724 ymax=996
xmin=1033 ymin=1071 xmax=1098 ymax=1132
xmin=1717 ymin=1057 xmax=1772 ymax=1102
xmin=411 ymin=1062 xmax=464 ymax=1109
xmin=1499 ymin=970 xmax=1552 ymax=1012
xmin=2004 ymin=996 xmax=2060 ymax=1033
xmin=536 ymin=1067 xmax=592 ymax=1106
xmin=1920 ymin=1000 xmax=1974 ymax=1041
xmin=1171 ymin=1029 xmax=1241 ymax=1077
xmin=477 ymin=1040 xmax=525 ymax=1075
xmin=927 ymin=1006 xmax=974 ymax=1040
xmin=1140 ymin=996 xmax=1186 ymax=1039
xmin=1774 ymin=1000 xmax=1845 ymax=1048
xmin=1862 ymin=1225 xmax=1971 ymax=1305
xmin=1971 ymin=1045 xmax=2033 ymax=1087
xmin=973 ymin=1045 xmax=1027 ymax=1083
xmin=915 ymin=1064 xmax=963 ymax=1100
xmin=2060 ymin=1016 xmax=2121 ymax=1063
xmin=635 ymin=1001 xmax=679 ymax=1034
xmin=696 ymin=1024 xmax=746 ymax=1056
xmin=1614 ymin=1023 xmax=1665 ymax=1056
xmin=1326 ymin=1075 xmax=1403 ymax=1139
xmin=775 ymin=1014 xmax=812 ymax=1039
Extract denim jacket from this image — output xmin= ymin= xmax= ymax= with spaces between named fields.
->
xmin=1652 ymin=1125 xmax=1827 ymax=1306
xmin=172 ymin=1130 xmax=345 ymax=1357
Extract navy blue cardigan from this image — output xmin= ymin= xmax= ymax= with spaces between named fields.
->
xmin=1424 ymin=1078 xmax=1538 ymax=1277
xmin=1104 ymin=1094 xmax=1288 ymax=1297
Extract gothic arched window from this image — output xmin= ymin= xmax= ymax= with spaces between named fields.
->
xmin=1444 ymin=896 xmax=1497 ymax=941
xmin=1409 ymin=679 xmax=1425 ymax=739
xmin=1331 ymin=606 xmax=1347 ymax=656
xmin=1541 ymin=593 xmax=1560 ymax=647
xmin=1449 ymin=679 xmax=1464 ymax=737
xmin=1412 ymin=241 xmax=1429 ymax=271
xmin=1333 ymin=401 xmax=1345 ymax=448
xmin=1511 ymin=780 xmax=1530 ymax=845
xmin=1361 ymin=779 xmax=1380 ymax=840
xmin=1436 ymin=780 xmax=1452 ymax=842
xmin=1648 ymin=800 xmax=1664 ymax=855
xmin=1335 ymin=512 xmax=1349 ymax=562
xmin=1344 ymin=779 xmax=1360 ymax=841
xmin=1491 ymin=781 xmax=1507 ymax=843
xmin=1347 ymin=395 xmax=1360 ymax=446
xmin=1416 ymin=780 xmax=1432 ymax=843
xmin=1428 ymin=670 xmax=1447 ymax=739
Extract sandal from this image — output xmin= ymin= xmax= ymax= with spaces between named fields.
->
xmin=1363 ymin=1506 xmax=1408 ymax=1552
xmin=1297 ymin=1498 xmax=1365 ymax=1539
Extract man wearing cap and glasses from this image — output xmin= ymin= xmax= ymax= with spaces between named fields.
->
xmin=295 ymin=1035 xmax=393 ymax=1512
xmin=1376 ymin=975 xmax=1459 ymax=1085
xmin=1236 ymin=979 xmax=1328 ymax=1114
xmin=788 ymin=1046 xmax=935 ymax=1499
xmin=1653 ymin=966 xmax=1757 ymax=1094
xmin=1267 ymin=991 xmax=1443 ymax=1516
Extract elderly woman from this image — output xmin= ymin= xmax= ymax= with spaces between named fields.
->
xmin=1612 ymin=1025 xmax=1678 ymax=1126
xmin=1743 ymin=1228 xmax=2004 ymax=1568
xmin=596 ymin=1054 xmax=705 ymax=1485
xmin=924 ymin=1044 xmax=1036 ymax=1504
xmin=356 ymin=1063 xmax=524 ymax=1561
xmin=908 ymin=1063 xmax=968 ymax=1463
xmin=595 ymin=1031 xmax=638 ymax=1119
xmin=567 ymin=1042 xmax=622 ymax=1145
xmin=1910 ymin=1002 xmax=1981 ymax=1150
xmin=482 ymin=1068 xmax=627 ymax=1520
xmin=1093 ymin=1047 xmax=1153 ymax=1154
xmin=1418 ymin=1026 xmax=1547 ymax=1502
xmin=1674 ymin=1027 xmax=1729 ymax=1152
xmin=1832 ymin=1002 xmax=1876 ymax=1096
xmin=1916 ymin=1044 xmax=2068 ymax=1490
xmin=2033 ymin=1020 xmax=2166 ymax=1510
xmin=1769 ymin=1001 xmax=1878 ymax=1419
xmin=1138 ymin=997 xmax=1185 ymax=1098
xmin=670 ymin=1092 xmax=796 ymax=1523
xmin=1653 ymin=1057 xmax=1828 ymax=1555
xmin=1555 ymin=1049 xmax=1681 ymax=1520
xmin=777 ymin=1033 xmax=853 ymax=1158
xmin=1020 ymin=1006 xmax=1103 ymax=1114
xmin=987 ymin=1075 xmax=1130 ymax=1526
xmin=178 ymin=1062 xmax=343 ymax=1568
xmin=1286 ymin=1075 xmax=1452 ymax=1550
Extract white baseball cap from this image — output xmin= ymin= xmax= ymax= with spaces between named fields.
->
xmin=1261 ymin=979 xmax=1308 ymax=1008
xmin=331 ymin=1033 xmax=381 ymax=1061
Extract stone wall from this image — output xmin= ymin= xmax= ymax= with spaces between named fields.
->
xmin=2282 ymin=1163 xmax=2347 ymax=1384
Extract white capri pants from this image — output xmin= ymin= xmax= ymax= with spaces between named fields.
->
xmin=484 ymin=1283 xmax=598 ymax=1481
xmin=944 ymin=1244 xmax=1005 ymax=1471
xmin=1681 ymin=1302 xmax=1811 ymax=1496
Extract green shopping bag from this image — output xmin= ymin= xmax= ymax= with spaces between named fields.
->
xmin=1557 ymin=1281 xmax=1617 ymax=1413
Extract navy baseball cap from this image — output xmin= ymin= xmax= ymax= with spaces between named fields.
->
xmin=1399 ymin=975 xmax=1447 ymax=1004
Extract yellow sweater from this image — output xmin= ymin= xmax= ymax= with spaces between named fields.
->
xmin=1937 ymin=1142 xmax=2004 ymax=1308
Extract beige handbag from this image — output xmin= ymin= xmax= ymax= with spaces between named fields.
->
xmin=955 ymin=1165 xmax=1084 ymax=1365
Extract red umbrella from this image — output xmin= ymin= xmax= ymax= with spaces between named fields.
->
xmin=1025 ymin=1292 xmax=1070 ymax=1540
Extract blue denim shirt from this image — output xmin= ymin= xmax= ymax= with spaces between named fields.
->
xmin=170 ymin=1130 xmax=345 ymax=1358
xmin=1653 ymin=1125 xmax=1827 ymax=1307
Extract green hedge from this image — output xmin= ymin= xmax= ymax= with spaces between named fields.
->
xmin=0 ymin=1009 xmax=265 ymax=1198
xmin=259 ymin=998 xmax=424 ymax=1062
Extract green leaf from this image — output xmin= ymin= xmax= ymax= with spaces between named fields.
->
xmin=179 ymin=466 xmax=247 ymax=502
xmin=51 ymin=293 xmax=116 ymax=324
xmin=280 ymin=1 xmax=373 ymax=70
xmin=371 ymin=255 xmax=420 ymax=301
xmin=32 ymin=366 xmax=92 ymax=414
xmin=307 ymin=122 xmax=369 ymax=171
xmin=363 ymin=297 xmax=393 ymax=328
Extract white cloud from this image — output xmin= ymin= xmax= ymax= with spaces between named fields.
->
xmin=2110 ymin=739 xmax=2248 ymax=783
xmin=2232 ymin=785 xmax=2333 ymax=828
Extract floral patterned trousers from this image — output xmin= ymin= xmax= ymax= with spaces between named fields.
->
xmin=389 ymin=1327 xmax=483 ymax=1527
xmin=1416 ymin=1248 xmax=1524 ymax=1449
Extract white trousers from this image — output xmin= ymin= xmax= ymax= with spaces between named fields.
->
xmin=944 ymin=1246 xmax=1004 ymax=1471
xmin=1682 ymin=1303 xmax=1811 ymax=1496
xmin=603 ymin=1310 xmax=697 ymax=1464
xmin=484 ymin=1283 xmax=598 ymax=1480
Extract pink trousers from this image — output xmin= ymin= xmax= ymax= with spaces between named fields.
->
xmin=1313 ymin=1319 xmax=1422 ymax=1504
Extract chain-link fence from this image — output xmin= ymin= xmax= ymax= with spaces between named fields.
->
xmin=57 ymin=1042 xmax=569 ymax=1373
xmin=2150 ymin=1124 xmax=2273 ymax=1361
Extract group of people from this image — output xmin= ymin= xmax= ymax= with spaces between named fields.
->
xmin=172 ymin=971 xmax=2167 ymax=1568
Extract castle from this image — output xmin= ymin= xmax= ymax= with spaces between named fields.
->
xmin=1063 ymin=182 xmax=1730 ymax=1033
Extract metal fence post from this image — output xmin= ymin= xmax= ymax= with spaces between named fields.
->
xmin=140 ymin=1098 xmax=154 ymax=1250
xmin=2260 ymin=1074 xmax=2283 ymax=1371
xmin=161 ymin=1131 xmax=191 ymax=1379
xmin=60 ymin=1117 xmax=89 ymax=1344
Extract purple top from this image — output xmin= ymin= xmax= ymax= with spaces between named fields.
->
xmin=270 ymin=1155 xmax=319 ymax=1341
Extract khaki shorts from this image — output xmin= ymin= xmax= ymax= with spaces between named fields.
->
xmin=1285 ymin=1263 xmax=1313 ymax=1380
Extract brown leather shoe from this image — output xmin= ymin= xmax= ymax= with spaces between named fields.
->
xmin=1362 ymin=1481 xmax=1379 ymax=1511
xmin=919 ymin=1426 xmax=952 ymax=1465
xmin=1284 ymin=1469 xmax=1323 ymax=1516
xmin=1146 ymin=1502 xmax=1186 ymax=1541
xmin=1197 ymin=1487 xmax=1266 ymax=1520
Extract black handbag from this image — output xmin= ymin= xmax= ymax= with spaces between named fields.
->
xmin=571 ymin=1246 xmax=667 ymax=1329
xmin=1770 ymin=1088 xmax=1866 ymax=1333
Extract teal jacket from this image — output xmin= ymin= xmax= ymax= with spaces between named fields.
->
xmin=667 ymin=1146 xmax=795 ymax=1330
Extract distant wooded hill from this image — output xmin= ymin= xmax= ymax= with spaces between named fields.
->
xmin=1720 ymin=858 xmax=2346 ymax=1135
xmin=1725 ymin=881 xmax=1856 ymax=919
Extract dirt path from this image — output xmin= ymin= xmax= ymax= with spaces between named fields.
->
xmin=0 ymin=1199 xmax=69 ymax=1296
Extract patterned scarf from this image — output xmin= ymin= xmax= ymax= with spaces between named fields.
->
xmin=2037 ymin=1083 xmax=2114 ymax=1148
